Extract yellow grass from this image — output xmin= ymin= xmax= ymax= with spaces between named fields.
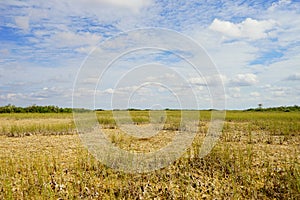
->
xmin=0 ymin=111 xmax=299 ymax=199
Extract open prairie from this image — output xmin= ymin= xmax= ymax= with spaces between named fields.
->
xmin=0 ymin=111 xmax=299 ymax=199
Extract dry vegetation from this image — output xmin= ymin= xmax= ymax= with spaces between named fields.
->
xmin=0 ymin=111 xmax=299 ymax=199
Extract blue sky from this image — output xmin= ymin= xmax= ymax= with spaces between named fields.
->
xmin=0 ymin=0 xmax=299 ymax=109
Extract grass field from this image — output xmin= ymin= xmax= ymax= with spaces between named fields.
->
xmin=0 ymin=111 xmax=299 ymax=199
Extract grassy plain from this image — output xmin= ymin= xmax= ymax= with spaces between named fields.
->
xmin=0 ymin=110 xmax=299 ymax=199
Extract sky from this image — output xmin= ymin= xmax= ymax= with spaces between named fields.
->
xmin=0 ymin=0 xmax=300 ymax=110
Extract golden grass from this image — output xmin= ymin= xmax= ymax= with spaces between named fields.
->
xmin=0 ymin=111 xmax=299 ymax=199
xmin=0 ymin=113 xmax=75 ymax=137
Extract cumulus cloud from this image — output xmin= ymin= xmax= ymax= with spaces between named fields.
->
xmin=229 ymin=73 xmax=258 ymax=86
xmin=209 ymin=18 xmax=276 ymax=40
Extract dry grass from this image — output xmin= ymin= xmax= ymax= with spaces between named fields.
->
xmin=0 ymin=113 xmax=75 ymax=137
xmin=0 ymin=111 xmax=299 ymax=199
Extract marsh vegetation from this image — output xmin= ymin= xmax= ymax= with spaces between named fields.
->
xmin=0 ymin=110 xmax=299 ymax=199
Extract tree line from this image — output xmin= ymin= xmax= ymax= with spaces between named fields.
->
xmin=246 ymin=105 xmax=300 ymax=112
xmin=1 ymin=104 xmax=299 ymax=113
xmin=0 ymin=104 xmax=72 ymax=113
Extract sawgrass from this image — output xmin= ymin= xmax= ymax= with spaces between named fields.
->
xmin=0 ymin=110 xmax=299 ymax=199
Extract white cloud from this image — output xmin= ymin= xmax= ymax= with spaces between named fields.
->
xmin=229 ymin=73 xmax=258 ymax=86
xmin=51 ymin=32 xmax=101 ymax=48
xmin=6 ymin=93 xmax=18 ymax=100
xmin=269 ymin=0 xmax=292 ymax=11
xmin=262 ymin=85 xmax=291 ymax=99
xmin=209 ymin=19 xmax=241 ymax=38
xmin=104 ymin=88 xmax=114 ymax=94
xmin=209 ymin=18 xmax=277 ymax=40
xmin=188 ymin=75 xmax=227 ymax=87
xmin=191 ymin=29 xmax=259 ymax=79
xmin=0 ymin=90 xmax=57 ymax=103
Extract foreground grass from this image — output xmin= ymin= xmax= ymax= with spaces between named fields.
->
xmin=0 ymin=111 xmax=299 ymax=199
